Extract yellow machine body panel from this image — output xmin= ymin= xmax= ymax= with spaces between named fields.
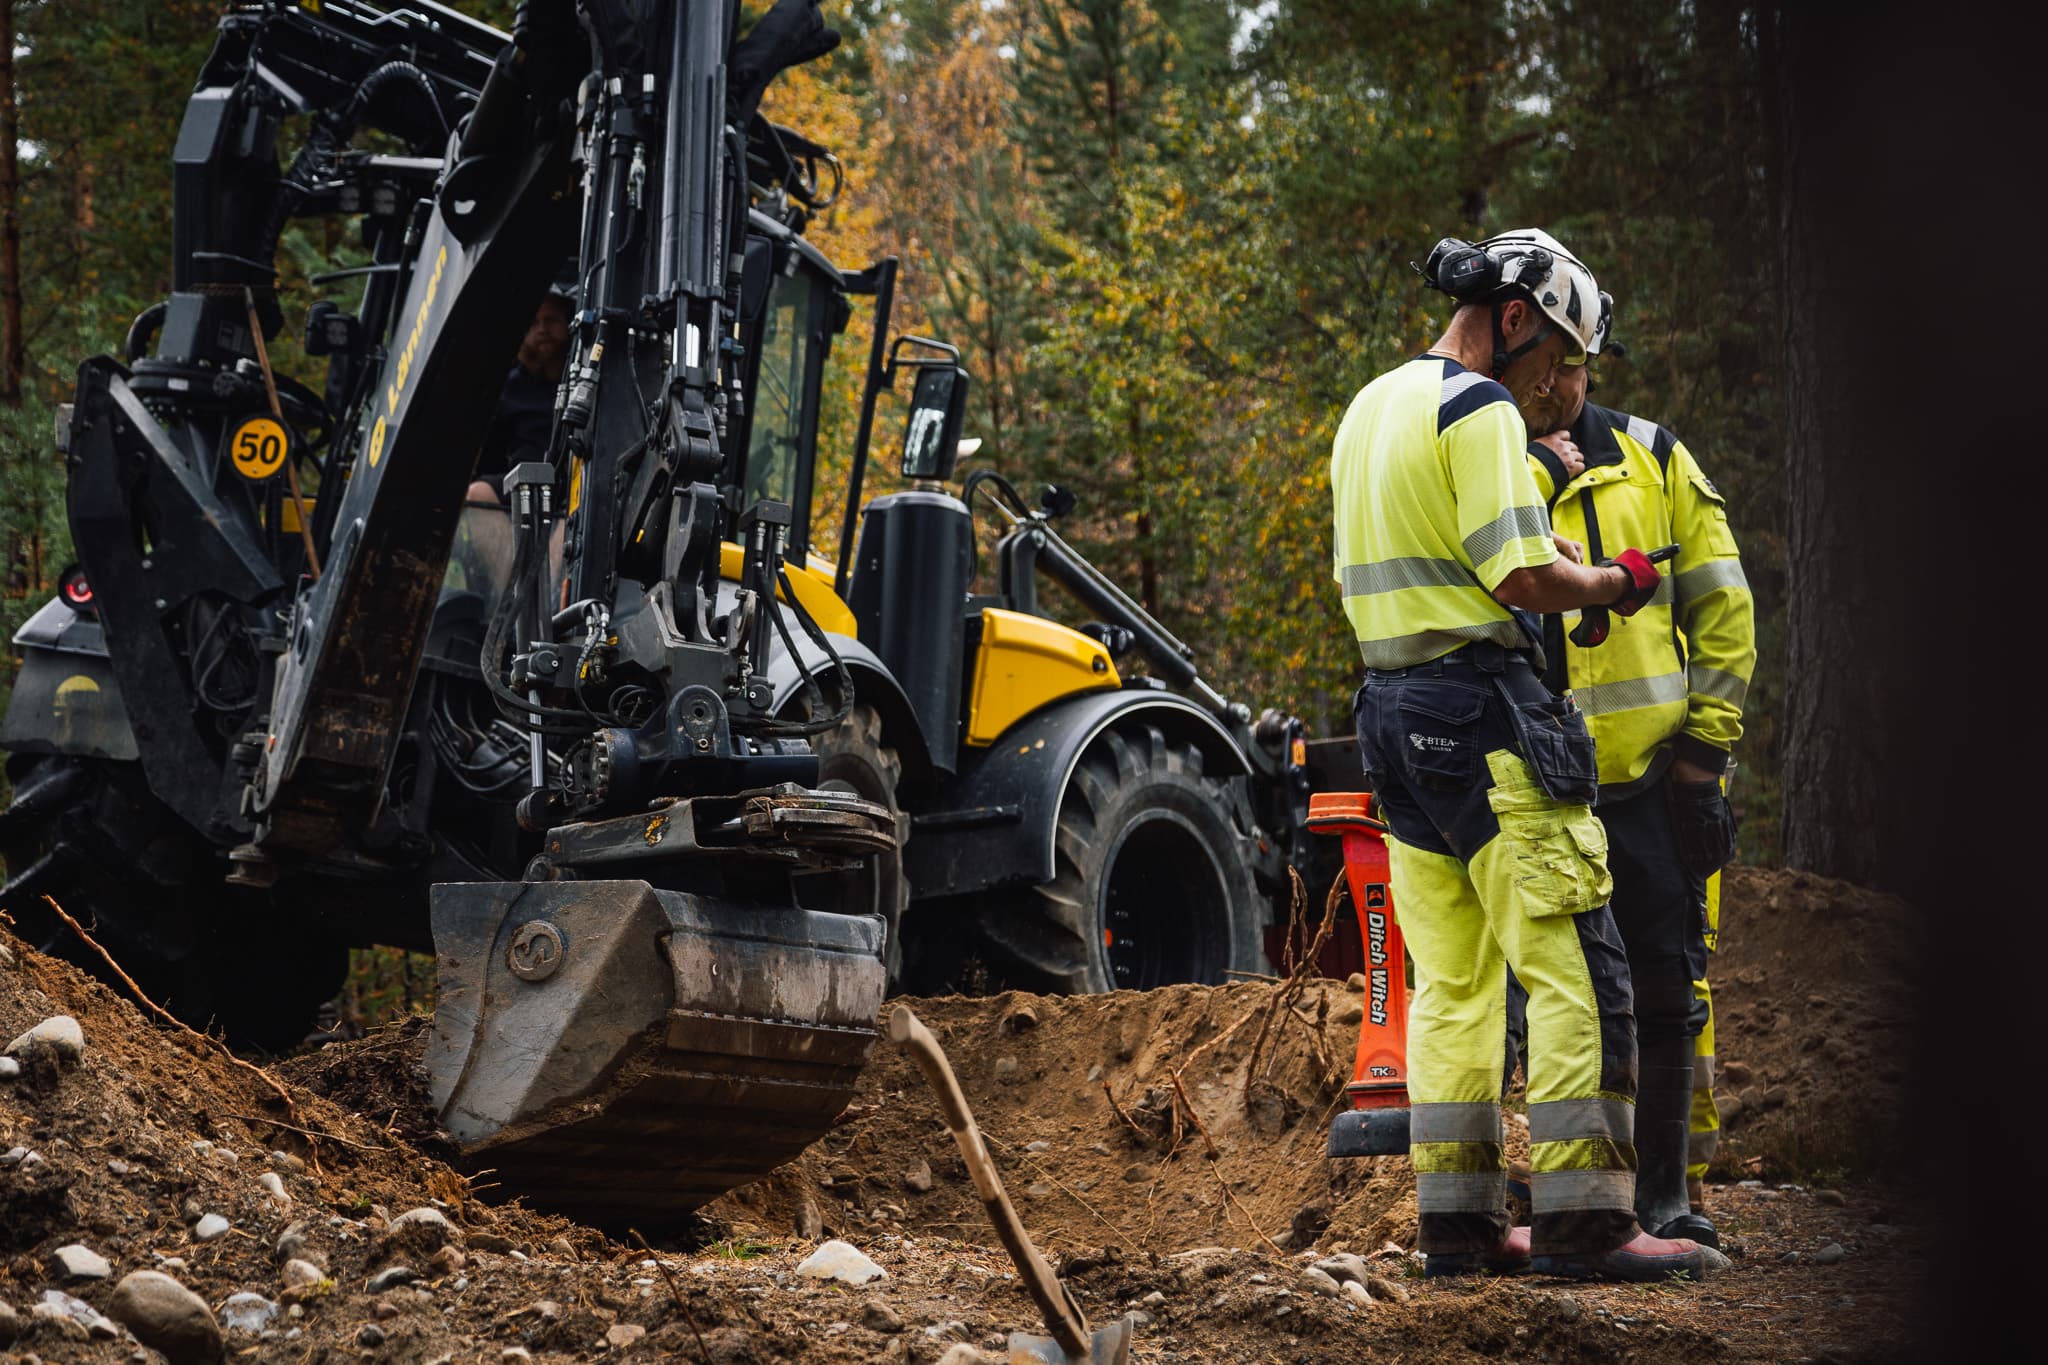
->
xmin=716 ymin=542 xmax=858 ymax=638
xmin=966 ymin=607 xmax=1120 ymax=747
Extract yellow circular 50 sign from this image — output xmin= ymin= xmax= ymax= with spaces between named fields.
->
xmin=230 ymin=416 xmax=290 ymax=480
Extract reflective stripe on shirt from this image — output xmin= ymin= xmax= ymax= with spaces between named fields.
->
xmin=1571 ymin=669 xmax=1689 ymax=716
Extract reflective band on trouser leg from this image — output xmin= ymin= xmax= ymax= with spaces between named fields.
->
xmin=1525 ymin=1099 xmax=1634 ymax=1226
xmin=1413 ymin=1102 xmax=1507 ymax=1220
xmin=1385 ymin=836 xmax=1510 ymax=1253
xmin=1689 ymin=978 xmax=1720 ymax=1180
xmin=1471 ymin=778 xmax=1640 ymax=1255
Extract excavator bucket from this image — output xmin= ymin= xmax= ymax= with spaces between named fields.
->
xmin=426 ymin=879 xmax=887 ymax=1228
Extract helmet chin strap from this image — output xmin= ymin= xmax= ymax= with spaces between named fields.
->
xmin=1488 ymin=300 xmax=1556 ymax=382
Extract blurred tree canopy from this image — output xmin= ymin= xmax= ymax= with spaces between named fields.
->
xmin=0 ymin=0 xmax=1785 ymax=855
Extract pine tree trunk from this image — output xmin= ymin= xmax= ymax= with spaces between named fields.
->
xmin=1773 ymin=7 xmax=1907 ymax=889
xmin=1 ymin=0 xmax=23 ymax=407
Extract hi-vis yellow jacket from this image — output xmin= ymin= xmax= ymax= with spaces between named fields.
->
xmin=1332 ymin=356 xmax=1558 ymax=669
xmin=1529 ymin=402 xmax=1754 ymax=797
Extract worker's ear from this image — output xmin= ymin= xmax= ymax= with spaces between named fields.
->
xmin=1498 ymin=296 xmax=1533 ymax=340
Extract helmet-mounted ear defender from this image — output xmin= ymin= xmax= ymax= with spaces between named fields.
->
xmin=1418 ymin=237 xmax=1557 ymax=306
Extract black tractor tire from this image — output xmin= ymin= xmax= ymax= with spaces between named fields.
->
xmin=0 ymin=753 xmax=346 ymax=1054
xmin=978 ymin=723 xmax=1265 ymax=994
xmin=802 ymin=703 xmax=911 ymax=989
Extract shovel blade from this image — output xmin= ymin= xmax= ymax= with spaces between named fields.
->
xmin=1007 ymin=1313 xmax=1134 ymax=1365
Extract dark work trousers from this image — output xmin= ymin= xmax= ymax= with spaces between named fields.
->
xmin=1507 ymin=771 xmax=1707 ymax=1082
xmin=1355 ymin=644 xmax=1639 ymax=1256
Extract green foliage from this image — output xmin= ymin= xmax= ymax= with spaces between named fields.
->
xmin=340 ymin=946 xmax=438 ymax=1032
xmin=837 ymin=0 xmax=1785 ymax=831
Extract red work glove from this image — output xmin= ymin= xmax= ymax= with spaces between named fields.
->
xmin=1601 ymin=547 xmax=1662 ymax=616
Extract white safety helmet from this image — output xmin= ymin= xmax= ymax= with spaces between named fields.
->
xmin=1419 ymin=228 xmax=1604 ymax=369
xmin=1583 ymin=289 xmax=1619 ymax=361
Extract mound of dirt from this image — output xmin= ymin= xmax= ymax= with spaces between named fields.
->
xmin=0 ymin=865 xmax=1930 ymax=1362
xmin=1699 ymin=867 xmax=1916 ymax=1183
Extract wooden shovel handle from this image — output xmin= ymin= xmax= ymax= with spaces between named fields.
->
xmin=889 ymin=1004 xmax=1091 ymax=1356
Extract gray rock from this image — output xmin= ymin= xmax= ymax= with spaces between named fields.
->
xmin=0 ymin=1056 xmax=19 ymax=1079
xmin=993 ymin=1057 xmax=1019 ymax=1080
xmin=1140 ymin=1291 xmax=1166 ymax=1307
xmin=1333 ymin=1000 xmax=1365 ymax=1026
xmin=903 ymin=1161 xmax=933 ymax=1194
xmin=1700 ymin=1245 xmax=1733 ymax=1273
xmin=1025 ymin=1182 xmax=1052 ymax=1198
xmin=1555 ymin=1293 xmax=1582 ymax=1321
xmin=193 ymin=1214 xmax=230 ymax=1242
xmin=190 ymin=1140 xmax=213 ymax=1158
xmin=38 ymin=1289 xmax=115 ymax=1336
xmin=1345 ymin=972 xmax=1368 ymax=992
xmin=1300 ymin=1266 xmax=1343 ymax=1297
xmin=0 ymin=1301 xmax=20 ymax=1345
xmin=1817 ymin=1189 xmax=1846 ymax=1207
xmin=283 ymin=1260 xmax=327 ymax=1288
xmin=861 ymin=1301 xmax=905 ymax=1333
xmin=795 ymin=1240 xmax=887 ymax=1285
xmin=1313 ymin=1254 xmax=1369 ymax=1286
xmin=1341 ymin=1279 xmax=1372 ymax=1307
xmin=605 ymin=1323 xmax=646 ymax=1349
xmin=258 ymin=1173 xmax=290 ymax=1205
xmin=107 ymin=1158 xmax=129 ymax=1174
xmin=52 ymin=1244 xmax=113 ymax=1280
xmin=391 ymin=1207 xmax=456 ymax=1233
xmin=357 ymin=1323 xmax=387 ymax=1347
xmin=1814 ymin=1243 xmax=1847 ymax=1266
xmin=1086 ymin=1064 xmax=1104 ymax=1082
xmin=0 ymin=1145 xmax=35 ymax=1167
xmin=5 ymin=1014 xmax=84 ymax=1064
xmin=796 ymin=1198 xmax=823 ymax=1240
xmin=367 ymin=1266 xmax=418 ymax=1293
xmin=219 ymin=1293 xmax=278 ymax=1334
xmin=1025 ymin=1140 xmax=1051 ymax=1153
xmin=501 ymin=1351 xmax=534 ymax=1363
xmin=1780 ymin=1250 xmax=1802 ymax=1264
xmin=1764 ymin=1085 xmax=1793 ymax=1109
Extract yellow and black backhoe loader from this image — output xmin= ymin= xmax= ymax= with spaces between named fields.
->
xmin=0 ymin=0 xmax=1353 ymax=1229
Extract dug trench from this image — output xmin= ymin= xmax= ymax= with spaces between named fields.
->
xmin=0 ymin=865 xmax=1924 ymax=1363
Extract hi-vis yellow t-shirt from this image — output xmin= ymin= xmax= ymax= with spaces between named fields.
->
xmin=1331 ymin=356 xmax=1557 ymax=669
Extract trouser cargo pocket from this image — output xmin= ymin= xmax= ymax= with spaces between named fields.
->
xmin=1487 ymin=752 xmax=1614 ymax=919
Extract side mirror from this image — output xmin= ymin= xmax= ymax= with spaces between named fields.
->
xmin=901 ymin=362 xmax=971 ymax=481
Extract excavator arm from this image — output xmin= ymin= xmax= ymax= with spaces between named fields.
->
xmin=51 ymin=0 xmax=898 ymax=1228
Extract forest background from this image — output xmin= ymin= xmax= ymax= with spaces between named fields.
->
xmin=0 ymin=0 xmax=1785 ymax=853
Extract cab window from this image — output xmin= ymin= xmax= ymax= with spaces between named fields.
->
xmin=742 ymin=267 xmax=818 ymax=518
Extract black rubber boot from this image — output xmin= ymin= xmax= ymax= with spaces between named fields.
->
xmin=1634 ymin=1037 xmax=1699 ymax=1243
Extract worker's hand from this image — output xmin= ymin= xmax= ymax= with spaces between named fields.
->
xmin=1536 ymin=431 xmax=1585 ymax=478
xmin=1551 ymin=533 xmax=1585 ymax=565
xmin=1601 ymin=547 xmax=1662 ymax=616
xmin=1669 ymin=757 xmax=1722 ymax=786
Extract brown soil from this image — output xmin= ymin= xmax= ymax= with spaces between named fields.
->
xmin=0 ymin=866 xmax=1930 ymax=1363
